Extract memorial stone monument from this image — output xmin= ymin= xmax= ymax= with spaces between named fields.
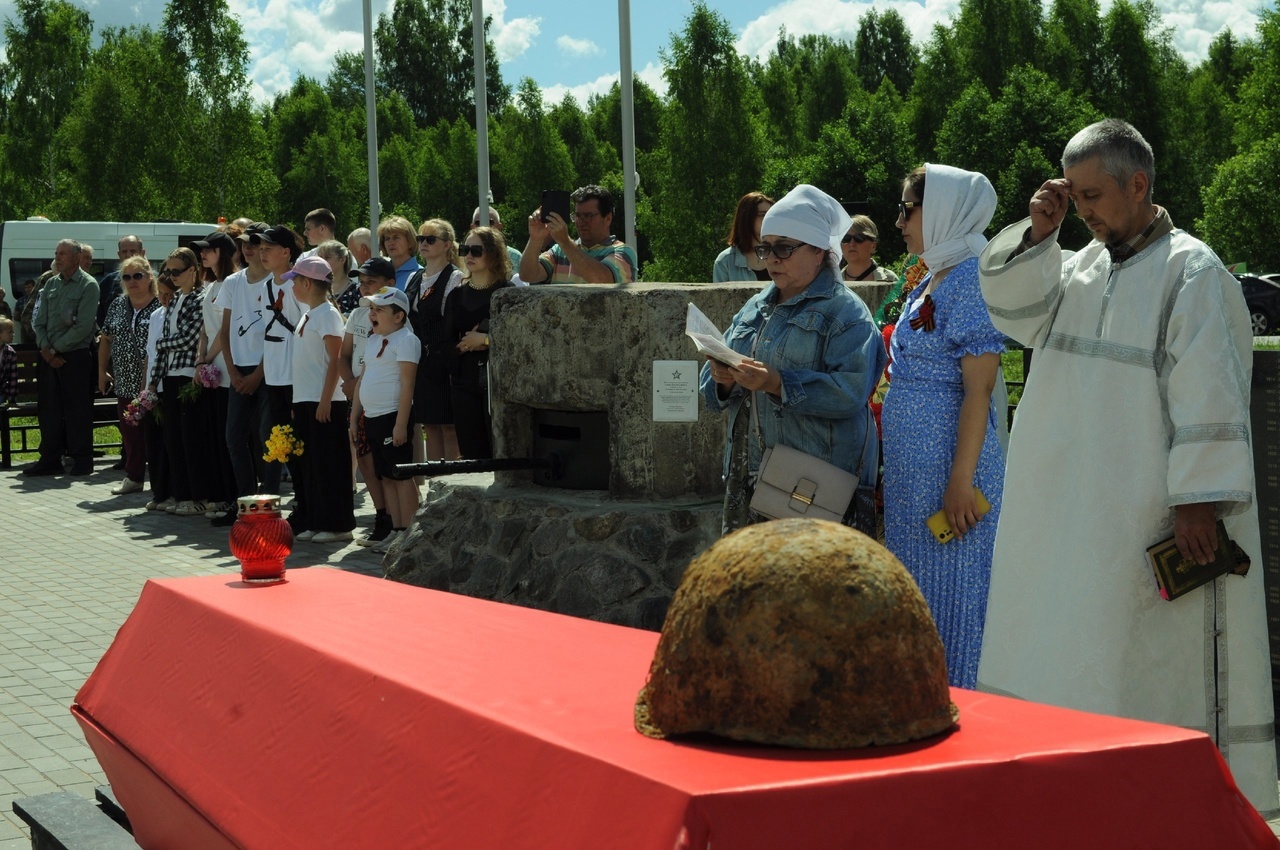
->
xmin=387 ymin=282 xmax=762 ymax=628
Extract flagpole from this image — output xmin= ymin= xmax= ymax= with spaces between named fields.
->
xmin=618 ymin=0 xmax=637 ymax=254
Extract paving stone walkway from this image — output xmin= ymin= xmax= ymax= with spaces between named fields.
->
xmin=0 ymin=460 xmax=382 ymax=849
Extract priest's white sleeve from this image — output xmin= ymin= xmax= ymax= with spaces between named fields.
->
xmin=977 ymin=217 xmax=1064 ymax=348
xmin=1162 ymin=259 xmax=1255 ymax=517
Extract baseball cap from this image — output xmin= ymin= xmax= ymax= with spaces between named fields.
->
xmin=361 ymin=286 xmax=409 ymax=312
xmin=192 ymin=231 xmax=236 ymax=253
xmin=252 ymin=225 xmax=296 ymax=247
xmin=349 ymin=257 xmax=396 ymax=280
xmin=281 ymin=255 xmax=333 ymax=283
xmin=236 ymin=222 xmax=269 ymax=242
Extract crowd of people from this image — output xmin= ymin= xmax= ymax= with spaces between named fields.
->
xmin=11 ymin=185 xmax=642 ymax=555
xmin=699 ymin=118 xmax=1277 ymax=817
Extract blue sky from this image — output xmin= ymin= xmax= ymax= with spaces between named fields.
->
xmin=0 ymin=0 xmax=1269 ymax=105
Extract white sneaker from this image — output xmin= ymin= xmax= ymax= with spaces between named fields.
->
xmin=371 ymin=530 xmax=402 ymax=554
xmin=204 ymin=501 xmax=232 ymax=518
xmin=174 ymin=500 xmax=202 ymax=516
xmin=162 ymin=498 xmax=180 ymax=513
xmin=312 ymin=531 xmax=353 ymax=544
xmin=294 ymin=530 xmax=317 ymax=541
xmin=111 ymin=478 xmax=144 ymax=495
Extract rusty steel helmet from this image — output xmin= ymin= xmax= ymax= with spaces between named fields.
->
xmin=635 ymin=518 xmax=958 ymax=748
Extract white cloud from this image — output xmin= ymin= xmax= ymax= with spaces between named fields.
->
xmin=556 ymin=35 xmax=602 ymax=57
xmin=736 ymin=0 xmax=961 ymax=62
xmin=495 ymin=16 xmax=542 ymax=62
xmin=540 ymin=60 xmax=666 ymax=108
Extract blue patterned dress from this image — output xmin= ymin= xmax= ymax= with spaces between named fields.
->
xmin=881 ymin=256 xmax=1005 ymax=688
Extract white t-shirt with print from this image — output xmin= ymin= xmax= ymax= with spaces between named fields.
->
xmin=344 ymin=306 xmax=373 ymax=380
xmin=357 ymin=324 xmax=421 ymax=418
xmin=221 ymin=269 xmax=272 ymax=368
xmin=291 ymin=301 xmax=347 ymax=404
xmin=261 ymin=276 xmax=306 ymax=387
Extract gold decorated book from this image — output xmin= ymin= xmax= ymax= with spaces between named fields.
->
xmin=1146 ymin=520 xmax=1250 ymax=602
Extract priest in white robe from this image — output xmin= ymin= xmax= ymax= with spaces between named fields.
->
xmin=976 ymin=118 xmax=1279 ymax=815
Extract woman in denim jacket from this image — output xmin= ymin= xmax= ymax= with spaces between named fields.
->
xmin=700 ymin=184 xmax=887 ymax=533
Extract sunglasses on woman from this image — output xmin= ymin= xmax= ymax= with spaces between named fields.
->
xmin=458 ymin=244 xmax=486 ymax=258
xmin=754 ymin=242 xmax=807 ymax=261
xmin=121 ymin=272 xmax=149 ymax=282
xmin=417 ymin=235 xmax=445 ymax=245
xmin=898 ymin=200 xmax=921 ymax=220
xmin=842 ymin=234 xmax=872 ymax=245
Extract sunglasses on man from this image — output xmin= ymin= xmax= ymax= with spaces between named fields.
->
xmin=842 ymin=234 xmax=873 ymax=245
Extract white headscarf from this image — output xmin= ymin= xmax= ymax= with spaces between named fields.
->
xmin=917 ymin=163 xmax=997 ymax=273
xmin=760 ymin=184 xmax=851 ymax=253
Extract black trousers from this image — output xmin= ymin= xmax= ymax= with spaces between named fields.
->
xmin=291 ymin=401 xmax=355 ymax=532
xmin=142 ymin=412 xmax=169 ymax=501
xmin=261 ymin=383 xmax=293 ymax=494
xmin=36 ymin=348 xmax=94 ymax=467
xmin=451 ymin=382 xmax=493 ymax=460
xmin=160 ymin=383 xmax=216 ymax=503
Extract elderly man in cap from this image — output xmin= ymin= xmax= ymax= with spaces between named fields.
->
xmin=840 ymin=215 xmax=897 ymax=285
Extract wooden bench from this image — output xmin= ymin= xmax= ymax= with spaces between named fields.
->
xmin=1 ymin=346 xmax=121 ymax=469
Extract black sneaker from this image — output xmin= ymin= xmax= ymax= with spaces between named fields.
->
xmin=356 ymin=515 xmax=392 ymax=548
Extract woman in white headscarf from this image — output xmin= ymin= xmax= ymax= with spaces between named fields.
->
xmin=882 ymin=164 xmax=1006 ymax=689
xmin=700 ymin=184 xmax=887 ymax=534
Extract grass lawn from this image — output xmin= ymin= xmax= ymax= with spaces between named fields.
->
xmin=4 ymin=414 xmax=122 ymax=464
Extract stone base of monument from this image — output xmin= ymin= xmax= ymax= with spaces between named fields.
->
xmin=384 ymin=473 xmax=721 ymax=631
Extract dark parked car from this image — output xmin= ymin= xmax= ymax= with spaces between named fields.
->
xmin=1235 ymin=274 xmax=1280 ymax=336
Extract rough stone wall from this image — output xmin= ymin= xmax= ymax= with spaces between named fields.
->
xmin=488 ymin=283 xmax=759 ymax=499
xmin=386 ymin=475 xmax=722 ymax=630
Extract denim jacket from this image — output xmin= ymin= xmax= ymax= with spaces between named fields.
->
xmin=700 ymin=266 xmax=887 ymax=487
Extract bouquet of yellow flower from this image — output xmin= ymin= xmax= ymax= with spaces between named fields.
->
xmin=263 ymin=424 xmax=304 ymax=463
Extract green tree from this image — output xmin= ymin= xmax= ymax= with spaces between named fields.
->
xmin=643 ymin=3 xmax=765 ymax=281
xmin=491 ymin=79 xmax=576 ymax=250
xmin=1198 ymin=135 xmax=1280 ymax=270
xmin=373 ymin=0 xmax=508 ymax=127
xmin=585 ymin=76 xmax=666 ymax=156
xmin=765 ymin=83 xmax=917 ymax=261
xmin=905 ymin=25 xmax=961 ymax=160
xmin=1041 ymin=0 xmax=1102 ymax=97
xmin=549 ymin=94 xmax=619 ymax=189
xmin=952 ymin=0 xmax=1042 ymax=94
xmin=1234 ymin=11 xmax=1280 ymax=151
xmin=0 ymin=0 xmax=93 ymax=215
xmin=853 ymin=8 xmax=916 ymax=95
xmin=266 ymin=78 xmax=366 ymax=229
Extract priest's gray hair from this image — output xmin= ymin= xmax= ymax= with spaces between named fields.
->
xmin=1062 ymin=118 xmax=1155 ymax=202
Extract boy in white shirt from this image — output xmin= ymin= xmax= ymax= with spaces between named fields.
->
xmin=349 ymin=287 xmax=420 ymax=553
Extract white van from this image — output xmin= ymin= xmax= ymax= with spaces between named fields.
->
xmin=1 ymin=216 xmax=219 ymax=303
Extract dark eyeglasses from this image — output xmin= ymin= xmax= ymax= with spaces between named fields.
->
xmin=417 ymin=235 xmax=444 ymax=245
xmin=898 ymin=201 xmax=921 ymax=220
xmin=842 ymin=234 xmax=872 ymax=245
xmin=121 ymin=272 xmax=149 ymax=282
xmin=163 ymin=266 xmax=189 ymax=277
xmin=754 ymin=242 xmax=808 ymax=261
xmin=458 ymin=245 xmax=485 ymax=258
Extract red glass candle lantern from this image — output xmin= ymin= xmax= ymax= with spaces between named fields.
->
xmin=229 ymin=495 xmax=293 ymax=584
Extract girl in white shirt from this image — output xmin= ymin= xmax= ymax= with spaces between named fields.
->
xmin=287 ymin=256 xmax=355 ymax=544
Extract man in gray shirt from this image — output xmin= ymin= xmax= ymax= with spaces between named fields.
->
xmin=26 ymin=239 xmax=100 ymax=476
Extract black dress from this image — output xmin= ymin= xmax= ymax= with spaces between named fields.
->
xmin=443 ymin=280 xmax=512 ymax=459
xmin=405 ymin=265 xmax=458 ymax=425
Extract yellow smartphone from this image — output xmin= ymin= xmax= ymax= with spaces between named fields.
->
xmin=926 ymin=489 xmax=992 ymax=544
